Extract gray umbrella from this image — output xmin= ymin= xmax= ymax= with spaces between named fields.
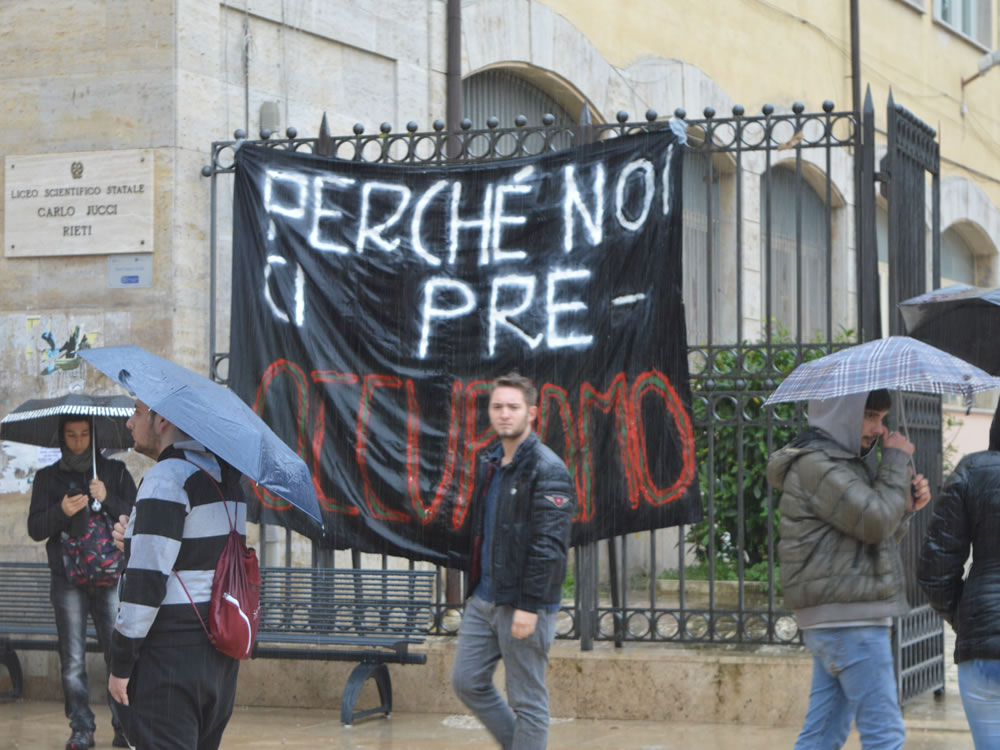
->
xmin=79 ymin=345 xmax=323 ymax=525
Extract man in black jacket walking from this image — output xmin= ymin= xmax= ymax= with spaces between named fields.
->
xmin=452 ymin=373 xmax=575 ymax=750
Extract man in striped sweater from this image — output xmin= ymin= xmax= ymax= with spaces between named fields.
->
xmin=108 ymin=400 xmax=246 ymax=749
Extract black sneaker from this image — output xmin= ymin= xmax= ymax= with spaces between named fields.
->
xmin=65 ymin=729 xmax=94 ymax=750
xmin=112 ymin=728 xmax=132 ymax=748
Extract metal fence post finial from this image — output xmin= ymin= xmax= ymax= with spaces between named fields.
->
xmin=317 ymin=112 xmax=334 ymax=157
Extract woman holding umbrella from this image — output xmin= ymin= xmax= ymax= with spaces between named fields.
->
xmin=27 ymin=415 xmax=137 ymax=750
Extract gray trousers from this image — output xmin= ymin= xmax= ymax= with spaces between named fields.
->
xmin=451 ymin=596 xmax=558 ymax=750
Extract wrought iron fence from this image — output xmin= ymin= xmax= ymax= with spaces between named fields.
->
xmin=204 ymin=97 xmax=943 ymax=699
xmin=579 ymin=102 xmax=863 ymax=649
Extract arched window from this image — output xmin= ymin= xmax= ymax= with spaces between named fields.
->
xmin=682 ymin=150 xmax=723 ymax=345
xmin=760 ymin=166 xmax=830 ymax=341
xmin=941 ymin=225 xmax=976 ymax=286
xmin=462 ymin=69 xmax=576 ymax=154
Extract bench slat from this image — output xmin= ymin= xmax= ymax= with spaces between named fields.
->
xmin=257 ymin=567 xmax=435 ymax=650
xmin=0 ymin=563 xmax=68 ymax=639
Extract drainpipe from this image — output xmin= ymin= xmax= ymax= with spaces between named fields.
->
xmin=850 ymin=0 xmax=867 ymax=340
xmin=446 ymin=0 xmax=462 ymax=159
xmin=445 ymin=0 xmax=463 ymax=610
xmin=851 ymin=0 xmax=861 ymax=123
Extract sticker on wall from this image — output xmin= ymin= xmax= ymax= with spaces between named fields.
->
xmin=27 ymin=318 xmax=99 ymax=376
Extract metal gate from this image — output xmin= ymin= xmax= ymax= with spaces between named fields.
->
xmin=202 ymin=93 xmax=945 ymax=701
xmin=892 ymin=393 xmax=946 ymax=704
xmin=877 ymin=89 xmax=946 ymax=704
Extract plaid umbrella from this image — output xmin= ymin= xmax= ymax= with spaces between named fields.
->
xmin=764 ymin=336 xmax=1000 ymax=405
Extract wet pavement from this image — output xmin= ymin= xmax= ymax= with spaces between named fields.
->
xmin=0 ymin=628 xmax=974 ymax=748
xmin=0 ymin=690 xmax=973 ymax=750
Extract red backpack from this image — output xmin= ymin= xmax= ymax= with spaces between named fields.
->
xmin=175 ymin=466 xmax=261 ymax=660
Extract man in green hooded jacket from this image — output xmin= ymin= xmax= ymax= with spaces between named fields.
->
xmin=767 ymin=389 xmax=930 ymax=749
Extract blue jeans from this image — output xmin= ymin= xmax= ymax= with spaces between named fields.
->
xmin=50 ymin=574 xmax=120 ymax=734
xmin=795 ymin=626 xmax=905 ymax=750
xmin=958 ymin=659 xmax=1000 ymax=748
xmin=451 ymin=596 xmax=558 ymax=750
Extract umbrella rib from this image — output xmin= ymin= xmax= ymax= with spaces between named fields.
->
xmin=1 ymin=405 xmax=134 ymax=422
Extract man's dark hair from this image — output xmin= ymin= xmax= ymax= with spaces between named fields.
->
xmin=490 ymin=372 xmax=538 ymax=407
xmin=866 ymin=389 xmax=891 ymax=412
xmin=59 ymin=416 xmax=91 ymax=444
xmin=60 ymin=416 xmax=91 ymax=431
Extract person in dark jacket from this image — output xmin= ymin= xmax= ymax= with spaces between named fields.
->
xmin=917 ymin=404 xmax=1000 ymax=748
xmin=27 ymin=415 xmax=137 ymax=750
xmin=451 ymin=373 xmax=575 ymax=750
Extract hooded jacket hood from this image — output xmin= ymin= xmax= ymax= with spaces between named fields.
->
xmin=767 ymin=391 xmax=880 ymax=493
xmin=806 ymin=392 xmax=869 ymax=456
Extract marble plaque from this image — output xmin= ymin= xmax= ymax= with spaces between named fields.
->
xmin=5 ymin=149 xmax=154 ymax=257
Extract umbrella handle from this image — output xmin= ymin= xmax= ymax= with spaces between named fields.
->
xmin=90 ymin=420 xmax=102 ymax=512
xmin=91 ymin=419 xmax=98 ymax=479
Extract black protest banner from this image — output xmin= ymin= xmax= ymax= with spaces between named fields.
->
xmin=229 ymin=130 xmax=701 ymax=564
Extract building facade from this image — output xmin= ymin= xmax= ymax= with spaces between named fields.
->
xmin=2 ymin=0 xmax=999 ymax=563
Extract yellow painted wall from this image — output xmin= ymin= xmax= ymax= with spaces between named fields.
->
xmin=540 ymin=0 xmax=1000 ymax=205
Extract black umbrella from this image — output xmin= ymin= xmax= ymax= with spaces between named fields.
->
xmin=899 ymin=285 xmax=1000 ymax=375
xmin=0 ymin=393 xmax=135 ymax=470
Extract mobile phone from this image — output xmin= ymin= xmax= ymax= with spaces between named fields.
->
xmin=66 ymin=480 xmax=91 ymax=498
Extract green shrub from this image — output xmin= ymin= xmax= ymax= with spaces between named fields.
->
xmin=686 ymin=325 xmax=854 ymax=574
xmin=660 ymin=560 xmax=776 ymax=585
xmin=561 ymin=566 xmax=574 ymax=599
